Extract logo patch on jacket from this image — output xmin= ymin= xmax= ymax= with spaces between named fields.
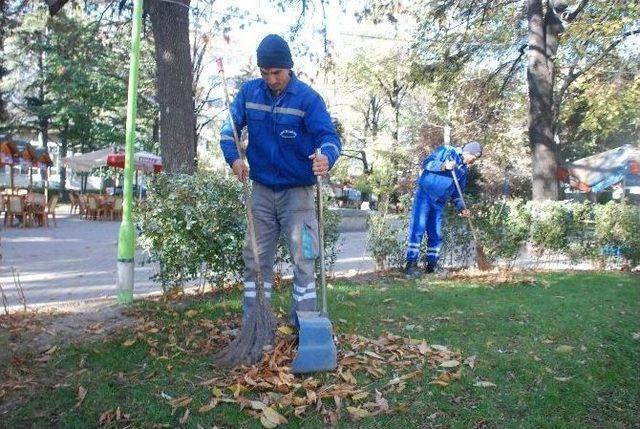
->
xmin=280 ymin=129 xmax=297 ymax=139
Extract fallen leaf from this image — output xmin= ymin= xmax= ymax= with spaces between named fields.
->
xmin=260 ymin=415 xmax=278 ymax=428
xmin=169 ymin=395 xmax=192 ymax=408
xmin=632 ymin=332 xmax=640 ymax=341
xmin=122 ymin=339 xmax=136 ymax=347
xmin=185 ymin=309 xmax=198 ymax=318
xmin=364 ymin=351 xmax=384 ymax=360
xmin=260 ymin=406 xmax=287 ymax=427
xmin=44 ymin=345 xmax=58 ymax=355
xmin=418 ymin=341 xmax=429 ymax=355
xmin=248 ymin=400 xmax=267 ymax=410
xmin=474 ymin=380 xmax=496 ymax=388
xmin=464 ymin=355 xmax=477 ymax=368
xmin=374 ymin=389 xmax=389 ymax=412
xmin=347 ymin=406 xmax=371 ymax=420
xmin=431 ymin=344 xmax=449 ymax=352
xmin=351 ymin=391 xmax=369 ymax=401
xmin=294 ymin=405 xmax=308 ymax=417
xmin=198 ymin=399 xmax=219 ymax=413
xmin=440 ymin=360 xmax=461 ymax=368
xmin=555 ymin=345 xmax=574 ymax=354
xmin=340 ymin=369 xmax=357 ymax=385
xmin=75 ymin=386 xmax=87 ymax=408
xmin=277 ymin=325 xmax=295 ymax=335
xmin=99 ymin=409 xmax=114 ymax=425
xmin=554 ymin=376 xmax=573 ymax=382
xmin=179 ymin=408 xmax=190 ymax=424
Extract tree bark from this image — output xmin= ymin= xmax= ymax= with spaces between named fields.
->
xmin=527 ymin=0 xmax=562 ymax=200
xmin=0 ymin=0 xmax=9 ymax=125
xmin=59 ymin=120 xmax=68 ymax=197
xmin=147 ymin=0 xmax=196 ymax=174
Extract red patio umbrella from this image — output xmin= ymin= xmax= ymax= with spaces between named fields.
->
xmin=106 ymin=151 xmax=163 ymax=173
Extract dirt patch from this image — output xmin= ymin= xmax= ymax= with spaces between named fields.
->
xmin=0 ymin=299 xmax=137 ymax=363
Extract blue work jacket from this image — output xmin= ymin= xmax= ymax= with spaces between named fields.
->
xmin=419 ymin=145 xmax=469 ymax=212
xmin=219 ymin=73 xmax=341 ymax=189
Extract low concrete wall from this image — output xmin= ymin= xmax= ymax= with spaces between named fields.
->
xmin=332 ymin=208 xmax=371 ymax=232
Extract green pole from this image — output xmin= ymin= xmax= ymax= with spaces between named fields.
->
xmin=116 ymin=0 xmax=143 ymax=304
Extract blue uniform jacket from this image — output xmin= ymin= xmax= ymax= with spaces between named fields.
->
xmin=219 ymin=73 xmax=341 ymax=188
xmin=419 ymin=145 xmax=468 ymax=212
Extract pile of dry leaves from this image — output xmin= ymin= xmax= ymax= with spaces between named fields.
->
xmin=189 ymin=324 xmax=473 ymax=427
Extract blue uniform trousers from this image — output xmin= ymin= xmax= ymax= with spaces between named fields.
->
xmin=406 ymin=182 xmax=445 ymax=265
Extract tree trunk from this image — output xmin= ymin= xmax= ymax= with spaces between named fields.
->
xmin=0 ymin=0 xmax=7 ymax=124
xmin=527 ymin=0 xmax=562 ymax=200
xmin=147 ymin=0 xmax=196 ymax=174
xmin=59 ymin=121 xmax=68 ymax=197
xmin=38 ymin=44 xmax=49 ymax=147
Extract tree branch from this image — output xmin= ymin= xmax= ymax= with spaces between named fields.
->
xmin=555 ymin=28 xmax=640 ymax=112
xmin=46 ymin=0 xmax=71 ymax=16
xmin=562 ymin=0 xmax=589 ymax=22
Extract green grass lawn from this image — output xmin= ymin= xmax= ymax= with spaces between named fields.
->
xmin=2 ymin=271 xmax=639 ymax=428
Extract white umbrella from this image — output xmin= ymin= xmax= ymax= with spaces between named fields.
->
xmin=61 ymin=148 xmax=112 ymax=172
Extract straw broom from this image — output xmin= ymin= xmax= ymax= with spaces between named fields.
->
xmin=213 ymin=58 xmax=277 ymax=367
xmin=451 ymin=168 xmax=492 ymax=271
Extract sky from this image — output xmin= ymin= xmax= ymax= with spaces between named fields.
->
xmin=196 ymin=0 xmax=407 ymax=79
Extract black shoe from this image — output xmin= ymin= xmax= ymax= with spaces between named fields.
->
xmin=424 ymin=262 xmax=436 ymax=274
xmin=405 ymin=261 xmax=422 ymax=279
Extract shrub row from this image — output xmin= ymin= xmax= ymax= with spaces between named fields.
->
xmin=367 ymin=200 xmax=640 ymax=270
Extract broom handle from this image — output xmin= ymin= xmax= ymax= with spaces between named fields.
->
xmin=216 ymin=58 xmax=264 ymax=293
xmin=450 ymin=167 xmax=481 ymax=244
xmin=315 ymin=149 xmax=328 ymax=316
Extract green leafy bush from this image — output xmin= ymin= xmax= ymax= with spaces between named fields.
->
xmin=136 ymin=172 xmax=245 ymax=291
xmin=529 ymin=201 xmax=573 ymax=255
xmin=594 ymin=201 xmax=640 ymax=266
xmin=366 ymin=212 xmax=407 ymax=271
xmin=137 ymin=174 xmax=343 ymax=292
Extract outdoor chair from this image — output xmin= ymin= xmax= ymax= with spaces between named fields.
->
xmin=100 ymin=196 xmax=114 ymax=221
xmin=112 ymin=197 xmax=123 ymax=221
xmin=45 ymin=194 xmax=59 ymax=227
xmin=78 ymin=194 xmax=87 ymax=218
xmin=0 ymin=197 xmax=5 ymax=228
xmin=69 ymin=192 xmax=80 ymax=214
xmin=5 ymin=195 xmax=27 ymax=227
xmin=26 ymin=193 xmax=47 ymax=227
xmin=86 ymin=195 xmax=103 ymax=220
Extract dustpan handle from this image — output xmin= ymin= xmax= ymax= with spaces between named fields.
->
xmin=315 ymin=149 xmax=328 ymax=315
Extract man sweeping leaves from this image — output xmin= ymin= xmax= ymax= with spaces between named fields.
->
xmin=404 ymin=141 xmax=483 ymax=278
xmin=215 ymin=34 xmax=341 ymax=367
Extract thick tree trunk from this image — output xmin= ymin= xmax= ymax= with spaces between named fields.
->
xmin=147 ymin=0 xmax=196 ymax=174
xmin=527 ymin=0 xmax=562 ymax=200
xmin=0 ymin=0 xmax=9 ymax=125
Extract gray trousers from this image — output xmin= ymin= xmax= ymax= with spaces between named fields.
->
xmin=242 ymin=181 xmax=319 ymax=322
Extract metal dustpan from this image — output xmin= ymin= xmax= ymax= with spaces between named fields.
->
xmin=292 ymin=152 xmax=337 ymax=374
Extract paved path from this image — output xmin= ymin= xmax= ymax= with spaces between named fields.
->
xmin=0 ymin=207 xmax=374 ymax=309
